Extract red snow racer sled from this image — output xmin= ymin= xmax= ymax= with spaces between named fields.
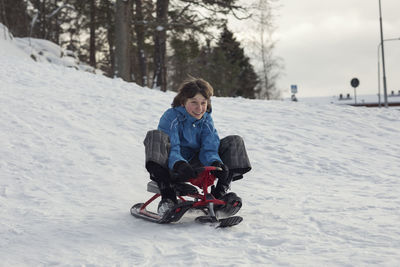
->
xmin=130 ymin=166 xmax=243 ymax=228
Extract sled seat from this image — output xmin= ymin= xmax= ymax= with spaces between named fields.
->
xmin=147 ymin=181 xmax=199 ymax=196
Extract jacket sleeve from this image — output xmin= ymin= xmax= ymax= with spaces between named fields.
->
xmin=199 ymin=115 xmax=222 ymax=166
xmin=158 ymin=109 xmax=186 ymax=170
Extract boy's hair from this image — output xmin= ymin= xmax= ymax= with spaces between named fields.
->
xmin=172 ymin=77 xmax=214 ymax=112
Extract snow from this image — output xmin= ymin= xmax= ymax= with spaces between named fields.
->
xmin=1 ymin=25 xmax=400 ymax=266
xmin=5 ymin=28 xmax=95 ymax=72
xmin=156 ymin=25 xmax=164 ymax=32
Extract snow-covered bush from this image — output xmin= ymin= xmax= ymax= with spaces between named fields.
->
xmin=1 ymin=23 xmax=95 ymax=73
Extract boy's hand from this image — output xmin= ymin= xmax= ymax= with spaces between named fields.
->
xmin=211 ymin=161 xmax=229 ymax=180
xmin=173 ymin=161 xmax=196 ymax=181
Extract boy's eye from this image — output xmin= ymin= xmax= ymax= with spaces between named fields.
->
xmin=188 ymin=99 xmax=207 ymax=106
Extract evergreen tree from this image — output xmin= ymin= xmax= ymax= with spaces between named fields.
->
xmin=210 ymin=26 xmax=259 ymax=98
xmin=153 ymin=0 xmax=250 ymax=91
xmin=168 ymin=34 xmax=201 ymax=90
xmin=207 ymin=46 xmax=241 ymax=97
xmin=169 ymin=26 xmax=258 ymax=99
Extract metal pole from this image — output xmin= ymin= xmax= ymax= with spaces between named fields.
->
xmin=379 ymin=0 xmax=389 ymax=108
xmin=377 ymin=37 xmax=400 ymax=108
xmin=354 ymin=87 xmax=357 ymax=105
xmin=377 ymin=43 xmax=381 ymax=107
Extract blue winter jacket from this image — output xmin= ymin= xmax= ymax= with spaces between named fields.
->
xmin=158 ymin=106 xmax=222 ymax=170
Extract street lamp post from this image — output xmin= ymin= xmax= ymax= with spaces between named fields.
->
xmin=378 ymin=0 xmax=389 ymax=108
xmin=377 ymin=38 xmax=400 ymax=107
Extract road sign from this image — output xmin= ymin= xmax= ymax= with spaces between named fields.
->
xmin=351 ymin=78 xmax=359 ymax=88
xmin=350 ymin=78 xmax=359 ymax=104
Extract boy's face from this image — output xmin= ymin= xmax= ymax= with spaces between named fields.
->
xmin=184 ymin=93 xmax=207 ymax=120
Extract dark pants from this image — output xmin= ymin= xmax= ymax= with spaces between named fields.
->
xmin=143 ymin=130 xmax=251 ymax=198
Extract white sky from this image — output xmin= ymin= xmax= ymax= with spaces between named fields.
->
xmin=231 ymin=0 xmax=400 ymax=98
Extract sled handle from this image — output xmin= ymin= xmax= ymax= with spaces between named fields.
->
xmin=171 ymin=166 xmax=222 ymax=182
xmin=195 ymin=166 xmax=222 ymax=173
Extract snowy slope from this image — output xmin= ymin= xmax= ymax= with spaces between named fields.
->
xmin=1 ymin=28 xmax=400 ymax=266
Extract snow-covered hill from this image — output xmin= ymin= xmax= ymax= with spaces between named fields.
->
xmin=1 ymin=26 xmax=400 ymax=266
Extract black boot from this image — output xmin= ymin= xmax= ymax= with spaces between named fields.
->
xmin=147 ymin=162 xmax=177 ymax=203
xmin=146 ymin=162 xmax=170 ymax=179
xmin=157 ymin=180 xmax=177 ymax=203
xmin=211 ymin=182 xmax=229 ymax=199
xmin=215 ymin=192 xmax=242 ymax=217
xmin=157 ymin=198 xmax=176 ymax=217
xmin=211 ymin=171 xmax=233 ymax=199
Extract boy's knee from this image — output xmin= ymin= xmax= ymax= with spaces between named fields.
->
xmin=219 ymin=135 xmax=245 ymax=153
xmin=144 ymin=129 xmax=170 ymax=170
xmin=220 ymin=135 xmax=243 ymax=143
xmin=144 ymin=130 xmax=170 ymax=145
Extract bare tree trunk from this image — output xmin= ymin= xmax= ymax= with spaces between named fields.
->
xmin=106 ymin=0 xmax=115 ymax=76
xmin=53 ymin=0 xmax=60 ymax=44
xmin=134 ymin=0 xmax=147 ymax=87
xmin=89 ymin=0 xmax=96 ymax=67
xmin=47 ymin=0 xmax=55 ymax=43
xmin=257 ymin=0 xmax=280 ymax=100
xmin=0 ymin=0 xmax=8 ymax=28
xmin=40 ymin=0 xmax=46 ymax=39
xmin=34 ymin=0 xmax=45 ymax=38
xmin=259 ymin=6 xmax=270 ymax=100
xmin=152 ymin=0 xmax=169 ymax=91
xmin=115 ymin=0 xmax=132 ymax=81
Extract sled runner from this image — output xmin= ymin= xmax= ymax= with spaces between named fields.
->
xmin=130 ymin=166 xmax=242 ymax=228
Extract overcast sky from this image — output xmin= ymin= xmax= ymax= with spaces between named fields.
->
xmin=231 ymin=0 xmax=400 ymax=98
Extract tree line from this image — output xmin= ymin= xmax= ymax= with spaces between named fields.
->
xmin=0 ymin=0 xmax=281 ymax=99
